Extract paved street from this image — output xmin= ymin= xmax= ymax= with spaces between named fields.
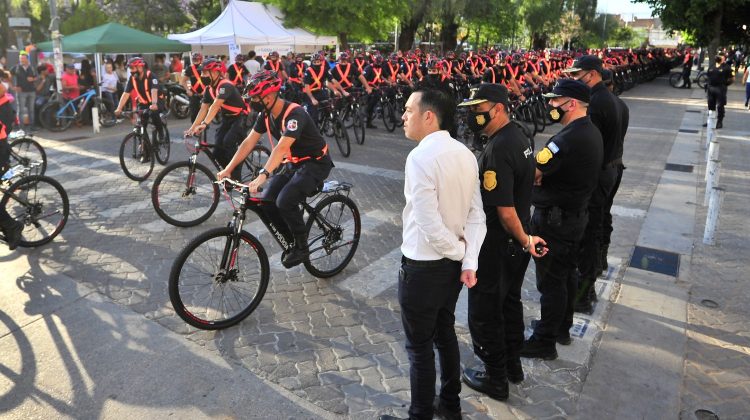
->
xmin=1 ymin=76 xmax=749 ymax=419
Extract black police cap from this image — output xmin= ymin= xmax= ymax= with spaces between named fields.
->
xmin=458 ymin=83 xmax=509 ymax=107
xmin=563 ymin=55 xmax=604 ymax=74
xmin=543 ymin=79 xmax=591 ymax=103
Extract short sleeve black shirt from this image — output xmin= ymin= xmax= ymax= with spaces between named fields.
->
xmin=227 ymin=63 xmax=246 ymax=85
xmin=253 ymin=102 xmax=329 ymax=160
xmin=478 ymin=122 xmax=535 ymax=232
xmin=329 ymin=63 xmax=359 ymax=89
xmin=202 ymin=81 xmax=246 ymax=117
xmin=125 ymin=71 xmax=159 ymax=105
xmin=532 ymin=116 xmax=603 ymax=210
xmin=288 ymin=62 xmax=307 ymax=82
xmin=304 ymin=64 xmax=330 ymax=90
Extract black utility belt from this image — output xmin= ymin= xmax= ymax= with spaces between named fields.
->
xmin=401 ymin=256 xmax=457 ymax=267
xmin=536 ymin=206 xmax=587 ymax=219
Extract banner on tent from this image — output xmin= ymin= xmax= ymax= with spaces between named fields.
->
xmin=255 ymin=45 xmax=293 ymax=57
xmin=228 ymin=43 xmax=241 ymax=63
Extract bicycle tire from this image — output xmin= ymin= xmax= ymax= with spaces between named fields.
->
xmin=1 ymin=175 xmax=69 ymax=247
xmin=352 ymin=108 xmax=365 ymax=145
xmin=669 ymin=72 xmax=683 ymax=88
xmin=520 ymin=104 xmax=539 ymax=136
xmin=9 ymin=137 xmax=47 ymax=176
xmin=333 ymin=116 xmax=351 ymax=157
xmin=696 ymin=73 xmax=708 ymax=89
xmin=243 ymin=145 xmax=271 ymax=182
xmin=153 ymin=125 xmax=171 ymax=165
xmin=533 ymin=100 xmax=547 ymax=133
xmin=97 ymin=100 xmax=117 ymax=128
xmin=119 ymin=132 xmax=154 ymax=182
xmin=169 ymin=227 xmax=270 ymax=330
xmin=151 ymin=161 xmax=220 ymax=227
xmin=40 ymin=102 xmax=73 ymax=132
xmin=303 ymin=194 xmax=361 ymax=278
xmin=382 ymin=100 xmax=397 ymax=132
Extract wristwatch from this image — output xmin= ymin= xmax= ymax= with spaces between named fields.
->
xmin=258 ymin=168 xmax=271 ymax=178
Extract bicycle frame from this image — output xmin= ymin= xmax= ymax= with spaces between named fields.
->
xmin=56 ymin=89 xmax=97 ymax=119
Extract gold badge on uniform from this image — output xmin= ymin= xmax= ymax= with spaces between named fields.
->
xmin=549 ymin=108 xmax=560 ymax=120
xmin=483 ymin=170 xmax=497 ymax=191
xmin=475 ymin=114 xmax=486 ymax=126
xmin=536 ymin=147 xmax=553 ymax=164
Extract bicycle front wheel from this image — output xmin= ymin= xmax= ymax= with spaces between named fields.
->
xmin=40 ymin=102 xmax=73 ymax=132
xmin=169 ymin=227 xmax=270 ymax=330
xmin=1 ymin=175 xmax=69 ymax=247
xmin=351 ymin=107 xmax=365 ymax=145
xmin=333 ymin=116 xmax=351 ymax=157
xmin=151 ymin=161 xmax=219 ymax=227
xmin=9 ymin=137 xmax=47 ymax=176
xmin=153 ymin=125 xmax=171 ymax=165
xmin=382 ymin=101 xmax=397 ymax=132
xmin=119 ymin=133 xmax=154 ymax=182
xmin=304 ymin=194 xmax=361 ymax=278
xmin=696 ymin=73 xmax=708 ymax=89
xmin=668 ymin=72 xmax=684 ymax=88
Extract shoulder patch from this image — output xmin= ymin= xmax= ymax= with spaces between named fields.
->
xmin=548 ymin=142 xmax=559 ymax=154
xmin=287 ymin=119 xmax=298 ymax=131
xmin=483 ymin=170 xmax=497 ymax=191
xmin=219 ymin=87 xmax=225 ymax=94
xmin=536 ymin=147 xmax=553 ymax=164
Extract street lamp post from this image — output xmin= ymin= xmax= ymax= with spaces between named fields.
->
xmin=48 ymin=0 xmax=64 ymax=95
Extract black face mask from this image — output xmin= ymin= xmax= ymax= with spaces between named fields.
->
xmin=549 ymin=100 xmax=570 ymax=123
xmin=249 ymin=100 xmax=265 ymax=113
xmin=468 ymin=108 xmax=494 ymax=132
xmin=200 ymin=76 xmax=211 ymax=86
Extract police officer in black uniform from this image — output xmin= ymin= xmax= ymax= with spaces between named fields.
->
xmin=703 ymin=54 xmax=734 ymax=129
xmin=303 ymin=53 xmax=331 ymax=127
xmin=562 ymin=55 xmax=621 ymax=314
xmin=187 ymin=58 xmax=249 ymax=181
xmin=181 ymin=52 xmax=206 ymax=123
xmin=600 ymin=69 xmax=630 ymax=276
xmin=457 ymin=84 xmax=546 ymax=399
xmin=520 ymin=79 xmax=603 ymax=360
xmin=115 ymin=57 xmax=166 ymax=143
xmin=217 ymin=71 xmax=333 ymax=268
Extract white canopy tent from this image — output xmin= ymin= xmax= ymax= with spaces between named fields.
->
xmin=168 ymin=0 xmax=337 ymax=53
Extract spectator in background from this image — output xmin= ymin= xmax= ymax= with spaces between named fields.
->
xmin=244 ymin=50 xmax=261 ymax=75
xmin=101 ymin=61 xmax=119 ymax=113
xmin=169 ymin=54 xmax=183 ymax=76
xmin=152 ymin=54 xmax=169 ymax=83
xmin=79 ymin=59 xmax=96 ymax=91
xmin=11 ymin=51 xmax=37 ymax=130
xmin=219 ymin=55 xmax=229 ymax=67
xmin=34 ymin=64 xmax=55 ymax=130
xmin=61 ymin=63 xmax=80 ymax=101
xmin=0 ymin=56 xmax=7 ymax=71
xmin=1 ymin=71 xmax=16 ymax=114
xmin=114 ymin=55 xmax=128 ymax=97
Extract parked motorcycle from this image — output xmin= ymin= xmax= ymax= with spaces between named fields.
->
xmin=163 ymin=82 xmax=190 ymax=120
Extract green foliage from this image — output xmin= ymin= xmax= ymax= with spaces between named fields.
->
xmin=186 ymin=0 xmax=224 ymax=31
xmin=60 ymin=0 xmax=110 ymax=35
xmin=104 ymin=0 xmax=190 ymax=34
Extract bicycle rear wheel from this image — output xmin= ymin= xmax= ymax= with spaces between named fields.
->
xmin=169 ymin=227 xmax=270 ymax=330
xmin=151 ymin=161 xmax=220 ymax=227
xmin=97 ymin=100 xmax=117 ymax=127
xmin=333 ymin=116 xmax=351 ymax=157
xmin=303 ymin=194 xmax=361 ymax=278
xmin=40 ymin=102 xmax=74 ymax=132
xmin=696 ymin=73 xmax=708 ymax=89
xmin=119 ymin=133 xmax=154 ymax=182
xmin=669 ymin=72 xmax=684 ymax=88
xmin=1 ymin=175 xmax=69 ymax=247
xmin=9 ymin=137 xmax=47 ymax=176
xmin=351 ymin=108 xmax=365 ymax=145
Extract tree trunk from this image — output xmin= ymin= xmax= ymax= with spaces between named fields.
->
xmin=398 ymin=0 xmax=431 ymax=51
xmin=440 ymin=22 xmax=459 ymax=51
xmin=532 ymin=32 xmax=547 ymax=50
xmin=707 ymin=3 xmax=723 ymax=65
xmin=338 ymin=32 xmax=349 ymax=51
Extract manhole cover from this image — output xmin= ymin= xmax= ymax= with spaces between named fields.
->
xmin=700 ymin=299 xmax=719 ymax=309
xmin=695 ymin=409 xmax=719 ymax=420
xmin=629 ymin=246 xmax=680 ymax=277
xmin=665 ymin=163 xmax=694 ymax=173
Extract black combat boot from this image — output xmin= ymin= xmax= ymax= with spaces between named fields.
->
xmin=1 ymin=219 xmax=23 ymax=250
xmin=282 ymin=234 xmax=308 ymax=268
xmin=461 ymin=367 xmax=509 ymax=401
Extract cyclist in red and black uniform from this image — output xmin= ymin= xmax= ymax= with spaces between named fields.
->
xmin=227 ymin=54 xmax=247 ymax=88
xmin=359 ymin=55 xmax=392 ymax=128
xmin=0 ymin=84 xmax=22 ymax=249
xmin=303 ymin=53 xmax=332 ymax=125
xmin=115 ymin=57 xmax=166 ymax=143
xmin=417 ymin=59 xmax=454 ymax=95
xmin=328 ymin=52 xmax=358 ymax=94
xmin=287 ymin=54 xmax=307 ymax=90
xmin=181 ymin=52 xmax=206 ymax=123
xmin=217 ymin=71 xmax=333 ymax=268
xmin=483 ymin=55 xmax=525 ymax=99
xmin=186 ymin=58 xmax=248 ymax=181
xmin=264 ymin=51 xmax=288 ymax=82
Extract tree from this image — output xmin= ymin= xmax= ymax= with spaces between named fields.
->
xmin=186 ymin=0 xmax=224 ymax=31
xmin=263 ymin=0 xmax=402 ymax=50
xmin=522 ymin=0 xmax=564 ymax=49
xmin=634 ymin=0 xmax=750 ymax=60
xmin=105 ymin=0 xmax=189 ymax=35
xmin=60 ymin=0 xmax=110 ymax=35
xmin=398 ymin=0 xmax=431 ymax=51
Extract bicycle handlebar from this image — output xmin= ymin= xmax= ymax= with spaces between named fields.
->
xmin=214 ymin=177 xmax=264 ymax=192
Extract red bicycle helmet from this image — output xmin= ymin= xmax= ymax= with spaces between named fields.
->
xmin=246 ymin=70 xmax=282 ymax=97
xmin=201 ymin=58 xmax=226 ymax=74
xmin=127 ymin=57 xmax=146 ymax=68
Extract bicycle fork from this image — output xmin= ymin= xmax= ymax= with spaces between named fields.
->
xmin=217 ymin=213 xmax=245 ymax=282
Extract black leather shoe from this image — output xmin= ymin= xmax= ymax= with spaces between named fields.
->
xmin=1 ymin=219 xmax=23 ymax=250
xmin=281 ymin=246 xmax=307 ymax=268
xmin=556 ymin=335 xmax=572 ymax=346
xmin=574 ymin=299 xmax=594 ymax=315
xmin=520 ymin=337 xmax=558 ymax=360
xmin=378 ymin=416 xmax=407 ymax=420
xmin=461 ymin=367 xmax=508 ymax=401
xmin=506 ymin=358 xmax=524 ymax=384
xmin=716 ymin=120 xmax=723 ymax=129
xmin=433 ymin=396 xmax=462 ymax=420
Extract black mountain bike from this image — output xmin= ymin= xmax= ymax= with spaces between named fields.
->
xmin=169 ymin=177 xmax=361 ymax=330
xmin=0 ymin=163 xmax=69 ymax=248
xmin=118 ymin=109 xmax=171 ymax=182
xmin=317 ymin=98 xmax=351 ymax=157
xmin=151 ymin=134 xmax=270 ymax=227
xmin=340 ymin=90 xmax=366 ymax=145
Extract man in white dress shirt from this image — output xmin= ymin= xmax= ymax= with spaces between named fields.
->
xmin=378 ymin=88 xmax=486 ymax=420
